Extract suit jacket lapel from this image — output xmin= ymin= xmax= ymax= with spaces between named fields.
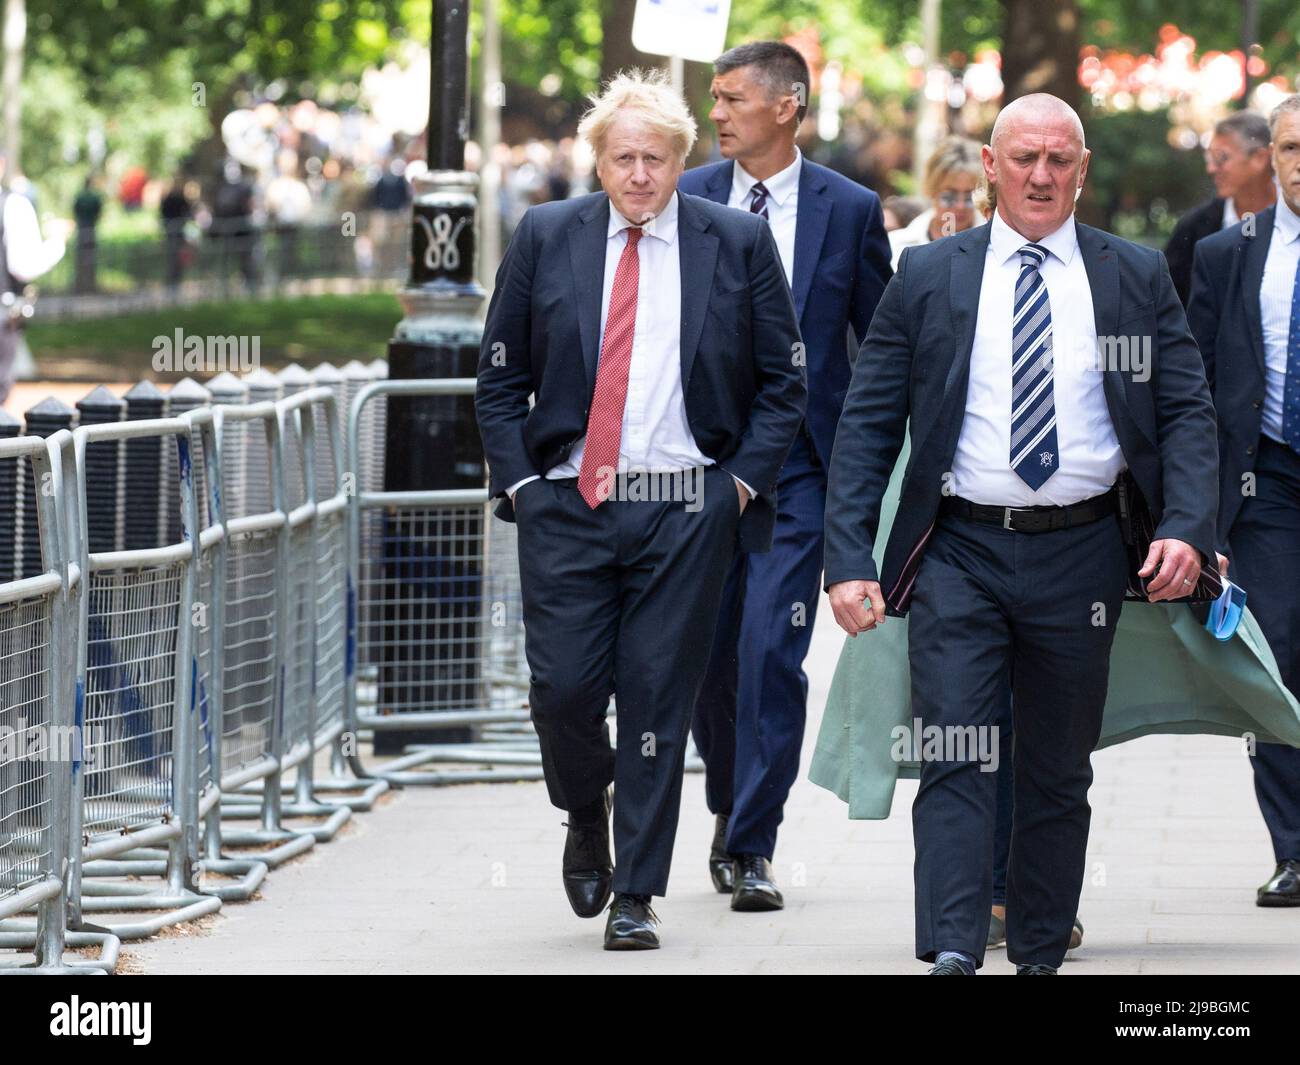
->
xmin=1241 ymin=205 xmax=1273 ymax=378
xmin=940 ymin=225 xmax=990 ymax=409
xmin=570 ymin=196 xmax=610 ymax=393
xmin=700 ymin=162 xmax=733 ymax=206
xmin=1079 ymin=221 xmax=1150 ymax=450
xmin=678 ymin=194 xmax=718 ymax=390
xmin=791 ymin=164 xmax=831 ymax=323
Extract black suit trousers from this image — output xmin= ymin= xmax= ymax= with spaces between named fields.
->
xmin=1228 ymin=437 xmax=1300 ymax=862
xmin=514 ymin=465 xmax=740 ymax=897
xmin=907 ymin=511 xmax=1129 ymax=969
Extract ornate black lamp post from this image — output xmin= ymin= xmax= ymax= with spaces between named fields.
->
xmin=377 ymin=0 xmax=487 ymax=750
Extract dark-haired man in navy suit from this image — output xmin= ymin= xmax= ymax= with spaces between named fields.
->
xmin=680 ymin=40 xmax=892 ymax=911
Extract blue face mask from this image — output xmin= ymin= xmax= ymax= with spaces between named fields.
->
xmin=1205 ymin=578 xmax=1248 ymax=641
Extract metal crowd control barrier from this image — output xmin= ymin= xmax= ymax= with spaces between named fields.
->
xmin=218 ymin=386 xmax=385 ymax=832
xmin=197 ymin=397 xmax=317 ymax=866
xmin=0 ymin=432 xmax=119 ymax=972
xmin=3 ymin=365 xmax=543 ymax=973
xmin=80 ymin=406 xmax=274 ymax=902
xmin=65 ymin=416 xmax=222 ymax=940
xmin=345 ymin=378 xmax=540 ymax=785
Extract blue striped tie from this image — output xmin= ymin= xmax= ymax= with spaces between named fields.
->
xmin=1010 ymin=243 xmax=1059 ymax=489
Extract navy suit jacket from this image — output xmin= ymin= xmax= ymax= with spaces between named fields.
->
xmin=474 ymin=190 xmax=807 ymax=553
xmin=823 ymin=219 xmax=1220 ymax=614
xmin=1165 ymin=197 xmax=1224 ymax=307
xmin=1187 ymin=204 xmax=1276 ymax=550
xmin=676 ymin=158 xmax=892 ymax=467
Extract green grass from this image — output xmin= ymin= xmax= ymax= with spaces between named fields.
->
xmin=27 ymin=293 xmax=405 ymax=380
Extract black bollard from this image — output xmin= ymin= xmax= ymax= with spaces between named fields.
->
xmin=0 ymin=407 xmax=20 ymax=584
xmin=21 ymin=397 xmax=76 ymax=579
xmin=122 ymin=380 xmax=168 ymax=550
xmin=75 ymin=385 xmax=126 ymax=554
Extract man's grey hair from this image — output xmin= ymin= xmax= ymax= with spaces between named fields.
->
xmin=1269 ymin=93 xmax=1300 ymax=138
xmin=714 ymin=40 xmax=811 ymax=125
xmin=1215 ymin=110 xmax=1271 ymax=153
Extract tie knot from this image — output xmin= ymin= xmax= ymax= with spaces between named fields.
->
xmin=750 ymin=183 xmax=770 ymax=213
xmin=1019 ymin=243 xmax=1047 ymax=268
xmin=624 ymin=226 xmax=643 ymax=245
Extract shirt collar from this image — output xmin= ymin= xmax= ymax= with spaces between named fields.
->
xmin=731 ymin=148 xmax=802 ymax=209
xmin=989 ymin=208 xmax=1078 ymax=267
xmin=1273 ymin=192 xmax=1300 ymax=245
xmin=608 ymin=190 xmax=679 ymax=244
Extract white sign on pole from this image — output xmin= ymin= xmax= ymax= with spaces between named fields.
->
xmin=631 ymin=0 xmax=731 ymax=64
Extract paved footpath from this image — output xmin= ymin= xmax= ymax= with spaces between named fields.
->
xmin=127 ymin=608 xmax=1299 ymax=975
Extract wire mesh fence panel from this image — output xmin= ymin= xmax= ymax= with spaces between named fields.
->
xmin=185 ymin=413 xmax=222 ymax=796
xmin=218 ymin=417 xmax=248 ymax=525
xmin=81 ymin=561 xmax=183 ymax=839
xmin=352 ymin=391 xmax=386 ymax=694
xmin=194 ymin=542 xmax=217 ymax=794
xmin=355 ymin=503 xmax=493 ymax=716
xmin=483 ymin=515 xmax=528 ymax=708
xmin=230 ymin=418 xmax=273 ymax=520
xmin=214 ymin=407 xmax=281 ymax=784
xmin=314 ymin=505 xmax=347 ymax=734
xmin=0 ymin=592 xmax=54 ymax=899
xmin=311 ymin=398 xmax=338 ymax=500
xmin=281 ymin=409 xmax=308 ymax=513
xmin=219 ymin=528 xmax=278 ymax=779
xmin=281 ymin=519 xmax=315 ymax=756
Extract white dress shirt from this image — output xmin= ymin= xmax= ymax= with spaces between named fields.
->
xmin=1258 ymin=193 xmax=1300 ymax=444
xmin=949 ymin=210 xmax=1127 ymax=506
xmin=3 ymin=192 xmax=65 ymax=282
xmin=727 ymin=149 xmax=800 ymax=287
xmin=508 ymin=192 xmax=751 ymax=498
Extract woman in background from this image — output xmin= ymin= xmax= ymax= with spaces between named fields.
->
xmin=887 ymin=136 xmax=984 ymax=269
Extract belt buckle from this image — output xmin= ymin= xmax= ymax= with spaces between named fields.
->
xmin=1002 ymin=507 xmax=1015 ymax=531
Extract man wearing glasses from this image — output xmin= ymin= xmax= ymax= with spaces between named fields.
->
xmin=1166 ymin=111 xmax=1276 ymax=307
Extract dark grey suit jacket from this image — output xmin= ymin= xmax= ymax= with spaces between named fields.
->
xmin=823 ymin=218 xmax=1220 ymax=614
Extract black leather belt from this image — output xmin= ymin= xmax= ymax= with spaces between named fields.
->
xmin=940 ymin=487 xmax=1118 ymax=533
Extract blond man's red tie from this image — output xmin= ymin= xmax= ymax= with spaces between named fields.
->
xmin=578 ymin=226 xmax=642 ymax=508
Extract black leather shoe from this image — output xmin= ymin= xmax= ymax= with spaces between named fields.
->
xmin=1016 ymin=964 xmax=1058 ymax=975
xmin=603 ymin=893 xmax=660 ymax=950
xmin=929 ymin=957 xmax=974 ymax=974
xmin=730 ymin=854 xmax=784 ymax=911
xmin=709 ymin=813 xmax=734 ymax=894
xmin=1257 ymin=859 xmax=1300 ymax=907
xmin=561 ymin=787 xmax=612 ymax=918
